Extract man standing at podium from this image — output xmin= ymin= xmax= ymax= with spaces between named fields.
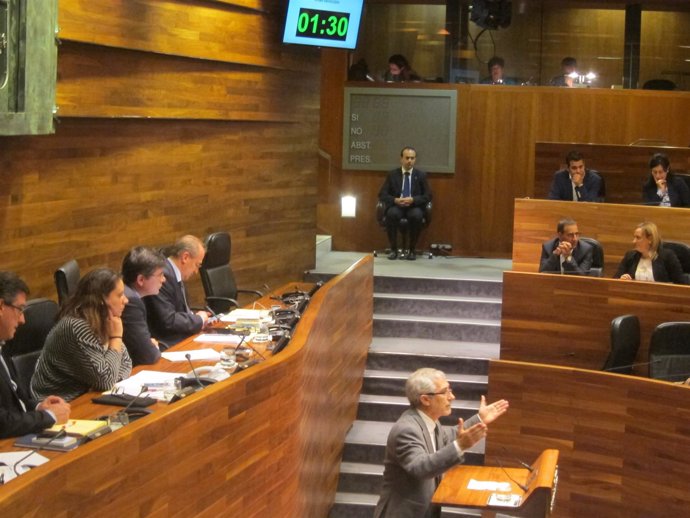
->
xmin=374 ymin=368 xmax=509 ymax=518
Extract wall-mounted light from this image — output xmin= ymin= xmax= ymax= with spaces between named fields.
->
xmin=341 ymin=195 xmax=357 ymax=218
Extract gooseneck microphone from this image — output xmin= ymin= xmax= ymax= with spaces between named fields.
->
xmin=185 ymin=353 xmax=205 ymax=390
xmin=501 ymin=446 xmax=534 ymax=472
xmin=12 ymin=428 xmax=68 ymax=476
xmin=494 ymin=457 xmax=528 ymax=493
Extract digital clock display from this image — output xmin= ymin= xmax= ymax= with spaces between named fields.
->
xmin=283 ymin=0 xmax=363 ymax=50
xmin=296 ymin=8 xmax=349 ymax=41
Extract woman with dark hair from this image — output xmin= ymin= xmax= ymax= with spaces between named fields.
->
xmin=642 ymin=153 xmax=690 ymax=207
xmin=31 ymin=268 xmax=132 ymax=402
xmin=383 ymin=54 xmax=420 ymax=83
xmin=613 ymin=221 xmax=685 ymax=284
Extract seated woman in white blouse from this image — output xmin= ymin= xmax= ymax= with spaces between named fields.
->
xmin=613 ymin=221 xmax=686 ymax=285
xmin=32 ymin=268 xmax=133 ymax=402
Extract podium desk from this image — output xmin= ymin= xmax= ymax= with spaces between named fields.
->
xmin=0 ymin=256 xmax=373 ymax=518
xmin=432 ymin=449 xmax=559 ymax=518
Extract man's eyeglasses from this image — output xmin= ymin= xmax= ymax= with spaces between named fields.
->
xmin=424 ymin=386 xmax=453 ymax=397
xmin=4 ymin=302 xmax=26 ymax=315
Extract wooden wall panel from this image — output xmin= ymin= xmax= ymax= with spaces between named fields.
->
xmin=317 ymin=77 xmax=690 ymax=257
xmin=534 ymin=142 xmax=690 ymax=205
xmin=0 ymin=0 xmax=321 ymax=301
xmin=487 ymin=360 xmax=690 ymax=518
xmin=512 ymin=198 xmax=690 ymax=275
xmin=0 ymin=259 xmax=373 ymax=517
xmin=501 ymin=271 xmax=690 ymax=373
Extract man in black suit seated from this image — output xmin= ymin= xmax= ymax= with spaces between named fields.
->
xmin=539 ymin=218 xmax=593 ymax=275
xmin=121 ymin=246 xmax=167 ymax=366
xmin=548 ymin=150 xmax=604 ymax=202
xmin=145 ymin=235 xmax=210 ymax=348
xmin=0 ymin=272 xmax=70 ymax=438
xmin=378 ymin=146 xmax=432 ymax=261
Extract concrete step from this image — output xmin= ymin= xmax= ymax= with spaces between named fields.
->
xmin=336 ymin=461 xmax=383 ymax=494
xmin=356 ymin=394 xmax=480 ymax=423
xmin=374 ymin=275 xmax=503 ymax=298
xmin=329 ymin=491 xmax=482 ymax=518
xmin=373 ymin=314 xmax=501 ymax=343
xmin=374 ymin=292 xmax=502 ymax=320
xmin=362 ymin=369 xmax=487 ymax=399
xmin=370 ymin=337 xmax=500 ymax=360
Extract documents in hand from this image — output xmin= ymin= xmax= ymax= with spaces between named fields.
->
xmin=0 ymin=451 xmax=49 ymax=482
xmin=161 ymin=348 xmax=221 ymax=362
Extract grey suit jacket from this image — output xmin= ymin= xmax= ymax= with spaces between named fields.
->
xmin=374 ymin=408 xmax=481 ymax=518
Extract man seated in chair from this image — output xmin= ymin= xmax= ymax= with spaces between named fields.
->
xmin=0 ymin=272 xmax=70 ymax=438
xmin=547 ymin=150 xmax=603 ymax=202
xmin=539 ymin=218 xmax=593 ymax=275
xmin=378 ymin=146 xmax=432 ymax=261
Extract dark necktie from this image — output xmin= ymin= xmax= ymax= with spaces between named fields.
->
xmin=0 ymin=353 xmax=27 ymax=412
xmin=434 ymin=423 xmax=442 ymax=487
xmin=179 ymin=281 xmax=190 ymax=313
xmin=402 ymin=172 xmax=411 ymax=198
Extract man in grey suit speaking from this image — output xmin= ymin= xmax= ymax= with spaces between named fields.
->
xmin=374 ymin=368 xmax=509 ymax=518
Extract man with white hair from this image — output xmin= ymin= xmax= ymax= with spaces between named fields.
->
xmin=374 ymin=368 xmax=509 ymax=518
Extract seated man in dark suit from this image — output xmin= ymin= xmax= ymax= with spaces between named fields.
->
xmin=374 ymin=368 xmax=509 ymax=518
xmin=0 ymin=272 xmax=70 ymax=439
xmin=548 ymin=150 xmax=604 ymax=202
xmin=539 ymin=218 xmax=593 ymax=275
xmin=145 ymin=235 xmax=210 ymax=348
xmin=378 ymin=146 xmax=432 ymax=261
xmin=121 ymin=246 xmax=167 ymax=366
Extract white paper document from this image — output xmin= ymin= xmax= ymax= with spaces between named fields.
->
xmin=467 ymin=479 xmax=512 ymax=491
xmin=193 ymin=334 xmax=244 ymax=345
xmin=220 ymin=309 xmax=271 ymax=323
xmin=0 ymin=451 xmax=49 ymax=483
xmin=110 ymin=370 xmax=184 ymax=399
xmin=161 ymin=348 xmax=221 ymax=362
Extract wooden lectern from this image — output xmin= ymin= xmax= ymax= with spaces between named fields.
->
xmin=432 ymin=449 xmax=559 ymax=518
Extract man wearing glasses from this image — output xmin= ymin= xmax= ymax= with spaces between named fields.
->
xmin=0 ymin=272 xmax=70 ymax=438
xmin=374 ymin=368 xmax=509 ymax=518
xmin=145 ymin=235 xmax=210 ymax=348
xmin=539 ymin=218 xmax=593 ymax=275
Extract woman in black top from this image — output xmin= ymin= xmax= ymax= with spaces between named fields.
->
xmin=642 ymin=153 xmax=690 ymax=207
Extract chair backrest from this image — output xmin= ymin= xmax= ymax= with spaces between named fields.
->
xmin=11 ymin=350 xmax=42 ymax=398
xmin=642 ymin=78 xmax=676 ymax=91
xmin=663 ymin=241 xmax=690 ymax=273
xmin=649 ymin=322 xmax=690 ymax=382
xmin=3 ymin=298 xmax=59 ymax=357
xmin=54 ymin=259 xmax=80 ymax=306
xmin=579 ymin=236 xmax=604 ymax=276
xmin=603 ymin=315 xmax=640 ymax=374
xmin=200 ymin=232 xmax=238 ymax=312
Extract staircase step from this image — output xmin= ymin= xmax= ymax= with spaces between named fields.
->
xmin=370 ymin=337 xmax=500 ymax=359
xmin=367 ymin=346 xmax=492 ymax=376
xmin=374 ymin=314 xmax=501 ymax=343
xmin=374 ymin=293 xmax=502 ymax=319
xmin=336 ymin=462 xmax=384 ymax=493
xmin=374 ymin=276 xmax=503 ymax=298
xmin=329 ymin=492 xmax=482 ymax=518
xmin=342 ymin=420 xmax=485 ymax=465
xmin=362 ymin=369 xmax=487 ymax=398
xmin=357 ymin=394 xmax=479 ymax=423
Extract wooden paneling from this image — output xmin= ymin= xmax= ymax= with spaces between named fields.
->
xmin=535 ymin=142 xmax=690 ymax=205
xmin=512 ymin=198 xmax=690 ymax=275
xmin=0 ymin=258 xmax=373 ymax=517
xmin=487 ymin=360 xmax=690 ymax=518
xmin=0 ymin=0 xmax=320 ymax=301
xmin=318 ymin=80 xmax=690 ymax=257
xmin=501 ymin=270 xmax=690 ymax=373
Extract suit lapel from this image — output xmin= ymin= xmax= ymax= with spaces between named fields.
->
xmin=408 ymin=409 xmax=434 ymax=453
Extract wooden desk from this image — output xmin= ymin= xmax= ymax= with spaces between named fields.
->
xmin=534 ymin=142 xmax=690 ymax=205
xmin=0 ymin=256 xmax=373 ymax=518
xmin=486 ymin=359 xmax=690 ymax=518
xmin=512 ymin=198 xmax=690 ymax=276
xmin=501 ymin=270 xmax=690 ymax=374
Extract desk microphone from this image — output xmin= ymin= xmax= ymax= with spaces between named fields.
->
xmin=500 ymin=446 xmax=534 ymax=472
xmin=185 ymin=353 xmax=205 ymax=390
xmin=603 ymin=359 xmax=662 ymax=373
xmin=494 ymin=456 xmax=528 ymax=493
xmin=12 ymin=427 xmax=67 ymax=476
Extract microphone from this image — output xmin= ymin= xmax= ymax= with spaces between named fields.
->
xmin=501 ymin=446 xmax=534 ymax=472
xmin=12 ymin=428 xmax=68 ymax=476
xmin=233 ymin=334 xmax=247 ymax=355
xmin=494 ymin=457 xmax=528 ymax=493
xmin=603 ymin=359 xmax=662 ymax=373
xmin=185 ymin=353 xmax=205 ymax=390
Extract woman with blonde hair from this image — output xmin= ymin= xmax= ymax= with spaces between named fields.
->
xmin=613 ymin=222 xmax=685 ymax=284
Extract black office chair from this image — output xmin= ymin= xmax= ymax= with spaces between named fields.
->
xmin=642 ymin=79 xmax=676 ymax=91
xmin=602 ymin=315 xmax=640 ymax=375
xmin=10 ymin=350 xmax=42 ymax=398
xmin=3 ymin=298 xmax=59 ymax=358
xmin=200 ymin=232 xmax=263 ymax=314
xmin=579 ymin=237 xmax=604 ymax=277
xmin=54 ymin=259 xmax=80 ymax=306
xmin=664 ymin=241 xmax=690 ymax=285
xmin=649 ymin=322 xmax=690 ymax=382
xmin=375 ymin=200 xmax=433 ymax=256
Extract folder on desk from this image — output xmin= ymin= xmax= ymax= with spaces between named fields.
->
xmin=47 ymin=419 xmax=109 ymax=437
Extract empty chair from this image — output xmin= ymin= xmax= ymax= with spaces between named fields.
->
xmin=602 ymin=315 xmax=640 ymax=374
xmin=200 ymin=232 xmax=263 ymax=314
xmin=376 ymin=200 xmax=433 ymax=254
xmin=579 ymin=236 xmax=604 ymax=277
xmin=54 ymin=259 xmax=80 ymax=306
xmin=664 ymin=241 xmax=690 ymax=277
xmin=2 ymin=298 xmax=59 ymax=358
xmin=649 ymin=322 xmax=690 ymax=382
xmin=10 ymin=350 xmax=42 ymax=398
